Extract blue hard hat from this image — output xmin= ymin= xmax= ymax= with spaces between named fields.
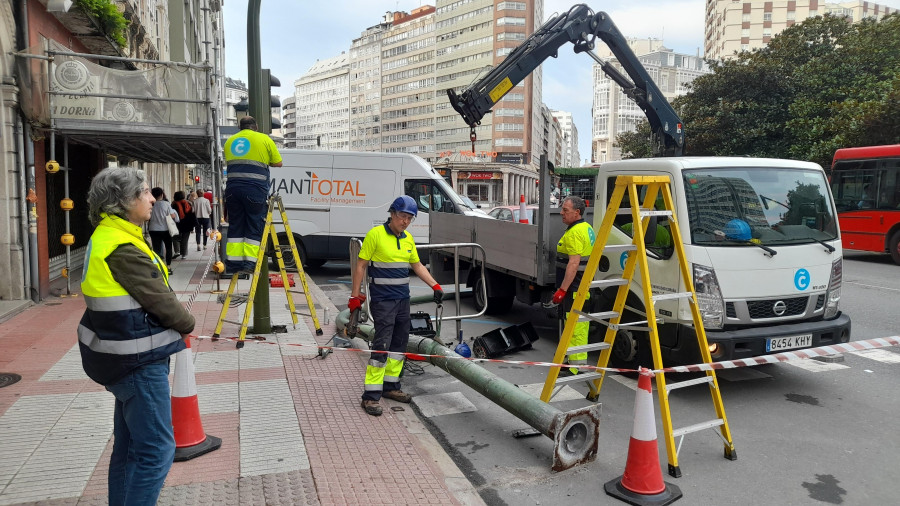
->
xmin=723 ymin=219 xmax=751 ymax=241
xmin=389 ymin=195 xmax=418 ymax=217
xmin=454 ymin=342 xmax=472 ymax=358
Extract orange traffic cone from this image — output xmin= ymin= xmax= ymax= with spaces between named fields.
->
xmin=518 ymin=194 xmax=529 ymax=223
xmin=171 ymin=337 xmax=221 ymax=461
xmin=604 ymin=368 xmax=682 ymax=505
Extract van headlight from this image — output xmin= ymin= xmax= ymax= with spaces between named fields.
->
xmin=693 ymin=263 xmax=724 ymax=329
xmin=824 ymin=258 xmax=842 ymax=319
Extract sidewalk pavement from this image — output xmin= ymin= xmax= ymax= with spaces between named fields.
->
xmin=0 ymin=243 xmax=484 ymax=505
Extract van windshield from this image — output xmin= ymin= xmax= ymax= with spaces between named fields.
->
xmin=683 ymin=167 xmax=838 ymax=247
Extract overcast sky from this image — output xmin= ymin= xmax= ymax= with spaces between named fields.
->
xmin=224 ymin=0 xmax=900 ymax=164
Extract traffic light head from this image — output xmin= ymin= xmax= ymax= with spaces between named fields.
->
xmin=195 ymin=176 xmax=200 ymax=183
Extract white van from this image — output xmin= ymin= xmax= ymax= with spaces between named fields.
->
xmin=269 ymin=149 xmax=486 ymax=267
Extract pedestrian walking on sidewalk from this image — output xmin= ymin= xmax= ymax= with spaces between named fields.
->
xmin=223 ymin=115 xmax=282 ymax=273
xmin=349 ymin=195 xmax=443 ymax=416
xmin=193 ymin=189 xmax=213 ymax=250
xmin=172 ymin=191 xmax=197 ymax=259
xmin=80 ymin=167 xmax=195 ymax=506
xmin=553 ymin=196 xmax=596 ymax=377
xmin=148 ymin=187 xmax=177 ymax=274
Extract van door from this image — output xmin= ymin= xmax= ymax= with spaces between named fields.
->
xmin=329 ymin=154 xmax=398 ymax=256
xmin=271 ymin=152 xmax=333 ymax=261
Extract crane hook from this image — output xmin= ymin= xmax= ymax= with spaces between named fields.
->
xmin=470 ymin=126 xmax=477 ymax=154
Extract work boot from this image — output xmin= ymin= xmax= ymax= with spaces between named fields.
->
xmin=558 ymin=367 xmax=578 ymax=377
xmin=382 ymin=390 xmax=412 ymax=403
xmin=361 ymin=399 xmax=382 ymax=416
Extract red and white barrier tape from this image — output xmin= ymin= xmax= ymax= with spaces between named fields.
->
xmin=660 ymin=336 xmax=900 ymax=374
xmin=192 ymin=334 xmax=900 ymax=375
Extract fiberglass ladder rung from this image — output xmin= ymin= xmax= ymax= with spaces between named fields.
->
xmin=540 ymin=174 xmax=735 ymax=479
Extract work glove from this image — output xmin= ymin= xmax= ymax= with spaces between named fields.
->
xmin=552 ymin=288 xmax=567 ymax=305
xmin=432 ymin=284 xmax=444 ymax=305
xmin=348 ymin=294 xmax=366 ymax=312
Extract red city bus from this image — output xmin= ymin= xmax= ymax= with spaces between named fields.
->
xmin=829 ymin=145 xmax=900 ymax=264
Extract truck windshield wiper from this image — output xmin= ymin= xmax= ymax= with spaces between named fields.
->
xmin=732 ymin=239 xmax=777 ymax=257
xmin=811 ymin=238 xmax=836 ymax=253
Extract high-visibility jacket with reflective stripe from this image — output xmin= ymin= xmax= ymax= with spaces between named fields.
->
xmin=224 ymin=129 xmax=282 ymax=187
xmin=359 ymin=222 xmax=420 ymax=300
xmin=556 ymin=219 xmax=595 ymax=288
xmin=78 ymin=214 xmax=186 ymax=385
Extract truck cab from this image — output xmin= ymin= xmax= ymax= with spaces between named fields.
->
xmin=593 ymin=158 xmax=851 ymax=366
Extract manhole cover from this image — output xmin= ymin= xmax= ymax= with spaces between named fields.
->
xmin=0 ymin=373 xmax=22 ymax=388
xmin=272 ymin=325 xmax=288 ymax=334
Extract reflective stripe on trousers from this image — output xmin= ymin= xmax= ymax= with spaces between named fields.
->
xmin=362 ymin=298 xmax=411 ymax=401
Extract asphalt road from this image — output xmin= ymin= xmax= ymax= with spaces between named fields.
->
xmin=309 ymin=252 xmax=899 ymax=505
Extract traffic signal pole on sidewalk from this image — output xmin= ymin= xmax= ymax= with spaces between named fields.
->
xmin=247 ymin=0 xmax=271 ymax=333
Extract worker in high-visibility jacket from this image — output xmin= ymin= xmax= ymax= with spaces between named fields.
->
xmin=552 ymin=196 xmax=596 ymax=376
xmin=79 ymin=166 xmax=195 ymax=506
xmin=223 ymin=115 xmax=282 ymax=273
xmin=349 ymin=195 xmax=443 ymax=417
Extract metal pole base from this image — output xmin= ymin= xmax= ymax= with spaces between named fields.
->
xmin=174 ymin=434 xmax=222 ymax=462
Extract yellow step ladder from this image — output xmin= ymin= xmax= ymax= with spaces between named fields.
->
xmin=540 ymin=175 xmax=736 ymax=478
xmin=212 ymin=194 xmax=323 ymax=348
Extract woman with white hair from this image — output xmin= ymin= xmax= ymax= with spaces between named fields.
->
xmin=78 ymin=166 xmax=195 ymax=506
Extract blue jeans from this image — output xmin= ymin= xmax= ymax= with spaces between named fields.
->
xmin=105 ymin=358 xmax=175 ymax=506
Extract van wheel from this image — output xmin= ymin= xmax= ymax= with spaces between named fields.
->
xmin=890 ymin=230 xmax=900 ymax=265
xmin=474 ymin=277 xmax=514 ymax=315
xmin=271 ymin=233 xmax=315 ymax=271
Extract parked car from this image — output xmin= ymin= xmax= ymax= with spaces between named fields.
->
xmin=487 ymin=204 xmax=539 ymax=225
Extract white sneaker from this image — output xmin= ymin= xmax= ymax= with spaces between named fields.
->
xmin=197 ymin=245 xmax=201 ymax=251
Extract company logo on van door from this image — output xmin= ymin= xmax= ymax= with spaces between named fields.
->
xmin=270 ymin=171 xmax=367 ymax=204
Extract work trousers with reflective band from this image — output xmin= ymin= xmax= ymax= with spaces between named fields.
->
xmin=561 ymin=290 xmax=590 ymax=374
xmin=363 ymin=298 xmax=411 ymax=401
xmin=224 ymin=183 xmax=268 ymax=272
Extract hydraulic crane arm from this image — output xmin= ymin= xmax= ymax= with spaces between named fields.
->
xmin=447 ymin=4 xmax=684 ymax=157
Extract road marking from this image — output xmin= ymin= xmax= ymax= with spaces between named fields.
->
xmin=844 ymin=280 xmax=900 ymax=292
xmin=516 ymin=382 xmax=585 ymax=402
xmin=609 ymin=374 xmax=638 ymax=391
xmin=715 ymin=367 xmax=773 ymax=381
xmin=784 ymin=359 xmax=850 ymax=372
xmin=413 ymin=392 xmax=477 ymax=417
xmin=848 ymin=348 xmax=900 ymax=364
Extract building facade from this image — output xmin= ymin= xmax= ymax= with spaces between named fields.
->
xmin=380 ymin=7 xmax=437 ymax=158
xmin=705 ymin=0 xmax=898 ymax=60
xmin=349 ymin=17 xmax=391 ymax=152
xmin=281 ymin=95 xmax=296 ymax=148
xmin=0 ymin=0 xmax=221 ymax=303
xmin=592 ymin=44 xmax=710 ymax=162
xmin=294 ymin=53 xmax=350 ymax=151
xmin=551 ymin=110 xmax=580 ymax=167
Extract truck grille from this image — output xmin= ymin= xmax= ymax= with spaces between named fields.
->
xmin=747 ymin=296 xmax=808 ymax=319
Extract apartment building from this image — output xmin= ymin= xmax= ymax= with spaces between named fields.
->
xmin=294 ymin=53 xmax=351 ymax=151
xmin=434 ymin=0 xmax=542 ymax=166
xmin=380 ymin=7 xmax=437 ymax=158
xmin=592 ymin=45 xmax=710 ymax=162
xmin=551 ymin=110 xmax=580 ymax=167
xmin=282 ymin=95 xmax=297 ymax=148
xmin=705 ymin=0 xmax=898 ymax=60
xmin=349 ymin=17 xmax=392 ymax=152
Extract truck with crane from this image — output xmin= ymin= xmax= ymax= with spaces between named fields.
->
xmin=430 ymin=4 xmax=851 ymax=367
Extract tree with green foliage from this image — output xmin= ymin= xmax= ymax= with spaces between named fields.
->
xmin=614 ymin=119 xmax=653 ymax=159
xmin=616 ymin=14 xmax=900 ymax=168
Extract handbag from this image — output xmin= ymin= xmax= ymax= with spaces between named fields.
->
xmin=165 ymin=214 xmax=179 ymax=237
